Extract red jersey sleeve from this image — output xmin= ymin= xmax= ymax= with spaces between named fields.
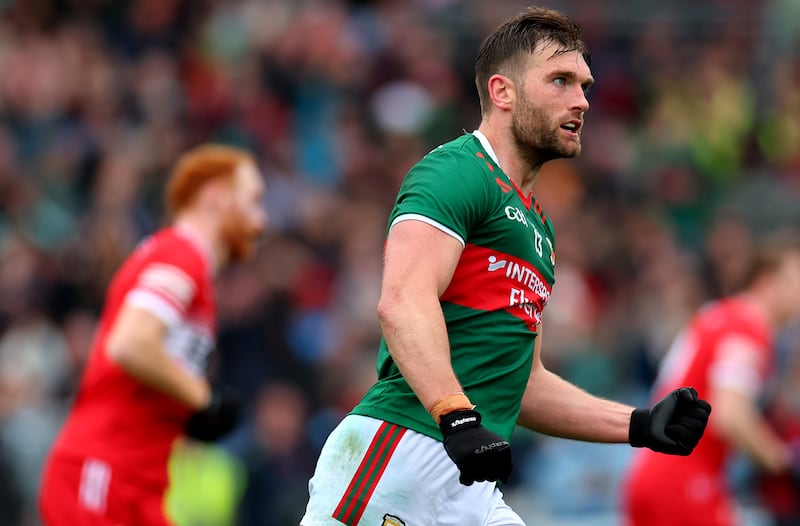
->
xmin=123 ymin=234 xmax=208 ymax=327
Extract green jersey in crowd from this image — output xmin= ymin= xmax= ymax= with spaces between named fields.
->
xmin=352 ymin=131 xmax=557 ymax=441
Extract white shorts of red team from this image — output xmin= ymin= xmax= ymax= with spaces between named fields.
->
xmin=301 ymin=414 xmax=524 ymax=526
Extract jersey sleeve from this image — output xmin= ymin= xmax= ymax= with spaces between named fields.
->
xmin=709 ymin=333 xmax=771 ymax=397
xmin=124 ymin=238 xmax=205 ymax=327
xmin=388 ymin=148 xmax=493 ymax=246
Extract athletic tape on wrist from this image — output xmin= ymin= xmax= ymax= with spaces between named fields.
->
xmin=429 ymin=392 xmax=475 ymax=424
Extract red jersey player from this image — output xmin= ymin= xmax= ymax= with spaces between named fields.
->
xmin=623 ymin=230 xmax=800 ymax=526
xmin=38 ymin=144 xmax=267 ymax=526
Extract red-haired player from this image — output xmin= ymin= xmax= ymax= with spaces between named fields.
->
xmin=39 ymin=145 xmax=267 ymax=526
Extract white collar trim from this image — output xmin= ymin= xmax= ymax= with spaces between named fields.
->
xmin=472 ymin=130 xmax=501 ymax=169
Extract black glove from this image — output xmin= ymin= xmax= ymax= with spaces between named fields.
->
xmin=439 ymin=409 xmax=512 ymax=485
xmin=629 ymin=387 xmax=712 ymax=455
xmin=185 ymin=385 xmax=243 ymax=442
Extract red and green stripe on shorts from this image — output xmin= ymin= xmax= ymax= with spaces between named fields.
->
xmin=333 ymin=422 xmax=406 ymax=525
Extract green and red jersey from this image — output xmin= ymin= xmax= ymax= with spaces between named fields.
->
xmin=352 ymin=132 xmax=557 ymax=441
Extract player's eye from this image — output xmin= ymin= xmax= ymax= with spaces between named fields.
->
xmin=553 ymin=77 xmax=566 ymax=86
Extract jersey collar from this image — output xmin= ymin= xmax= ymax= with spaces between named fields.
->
xmin=472 ymin=130 xmax=501 ymax=169
xmin=472 ymin=129 xmax=534 ymax=210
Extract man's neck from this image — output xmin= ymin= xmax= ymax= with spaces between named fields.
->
xmin=738 ymin=289 xmax=779 ymax=331
xmin=173 ymin=214 xmax=224 ymax=271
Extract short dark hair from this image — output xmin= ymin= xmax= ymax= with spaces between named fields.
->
xmin=474 ymin=6 xmax=590 ymax=115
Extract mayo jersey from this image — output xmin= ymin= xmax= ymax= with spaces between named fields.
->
xmin=352 ymin=132 xmax=556 ymax=441
xmin=51 ymin=226 xmax=217 ymax=487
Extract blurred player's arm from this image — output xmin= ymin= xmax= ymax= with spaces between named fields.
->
xmin=377 ymin=219 xmax=465 ymax=413
xmin=709 ymin=336 xmax=792 ymax=474
xmin=106 ymin=305 xmax=210 ymax=410
xmin=517 ymin=325 xmax=633 ymax=442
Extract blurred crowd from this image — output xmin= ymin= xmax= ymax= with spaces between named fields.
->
xmin=0 ymin=0 xmax=799 ymax=524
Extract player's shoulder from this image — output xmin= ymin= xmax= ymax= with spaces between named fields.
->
xmin=137 ymin=228 xmax=194 ymax=256
xmin=134 ymin=227 xmax=209 ymax=277
xmin=418 ymin=134 xmax=493 ymax=171
xmin=700 ymin=296 xmax=770 ymax=338
xmin=406 ymin=134 xmax=500 ymax=193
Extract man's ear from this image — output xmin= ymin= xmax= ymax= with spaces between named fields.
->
xmin=197 ymin=177 xmax=232 ymax=212
xmin=487 ymin=74 xmax=515 ymax=112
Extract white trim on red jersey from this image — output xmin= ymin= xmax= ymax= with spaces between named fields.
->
xmin=709 ymin=334 xmax=767 ymax=397
xmin=125 ymin=261 xmax=197 ymax=327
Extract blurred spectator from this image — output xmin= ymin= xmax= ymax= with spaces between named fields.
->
xmin=232 ymin=381 xmax=316 ymax=526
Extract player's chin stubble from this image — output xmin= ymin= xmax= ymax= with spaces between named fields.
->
xmin=221 ymin=210 xmax=259 ymax=263
xmin=511 ymin=102 xmax=581 ymax=162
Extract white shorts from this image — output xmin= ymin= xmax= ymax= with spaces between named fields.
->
xmin=301 ymin=414 xmax=524 ymax=526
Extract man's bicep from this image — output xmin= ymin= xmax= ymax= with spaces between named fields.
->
xmin=107 ymin=305 xmax=168 ymax=358
xmin=709 ymin=334 xmax=769 ymax=398
xmin=383 ymin=219 xmax=464 ymax=296
xmin=129 ymin=260 xmax=200 ymax=323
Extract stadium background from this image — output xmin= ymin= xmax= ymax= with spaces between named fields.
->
xmin=0 ymin=0 xmax=798 ymax=524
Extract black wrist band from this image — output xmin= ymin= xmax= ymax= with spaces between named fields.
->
xmin=629 ymin=407 xmax=649 ymax=448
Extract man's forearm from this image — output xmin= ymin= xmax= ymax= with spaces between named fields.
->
xmin=730 ymin=418 xmax=791 ymax=473
xmin=378 ymin=298 xmax=463 ymax=413
xmin=713 ymin=388 xmax=791 ymax=473
xmin=110 ymin=342 xmax=210 ymax=410
xmin=517 ymin=366 xmax=633 ymax=442
xmin=106 ymin=307 xmax=210 ymax=410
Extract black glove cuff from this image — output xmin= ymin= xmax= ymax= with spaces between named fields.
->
xmin=185 ymin=385 xmax=243 ymax=442
xmin=439 ymin=409 xmax=482 ymax=439
xmin=629 ymin=407 xmax=649 ymax=448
